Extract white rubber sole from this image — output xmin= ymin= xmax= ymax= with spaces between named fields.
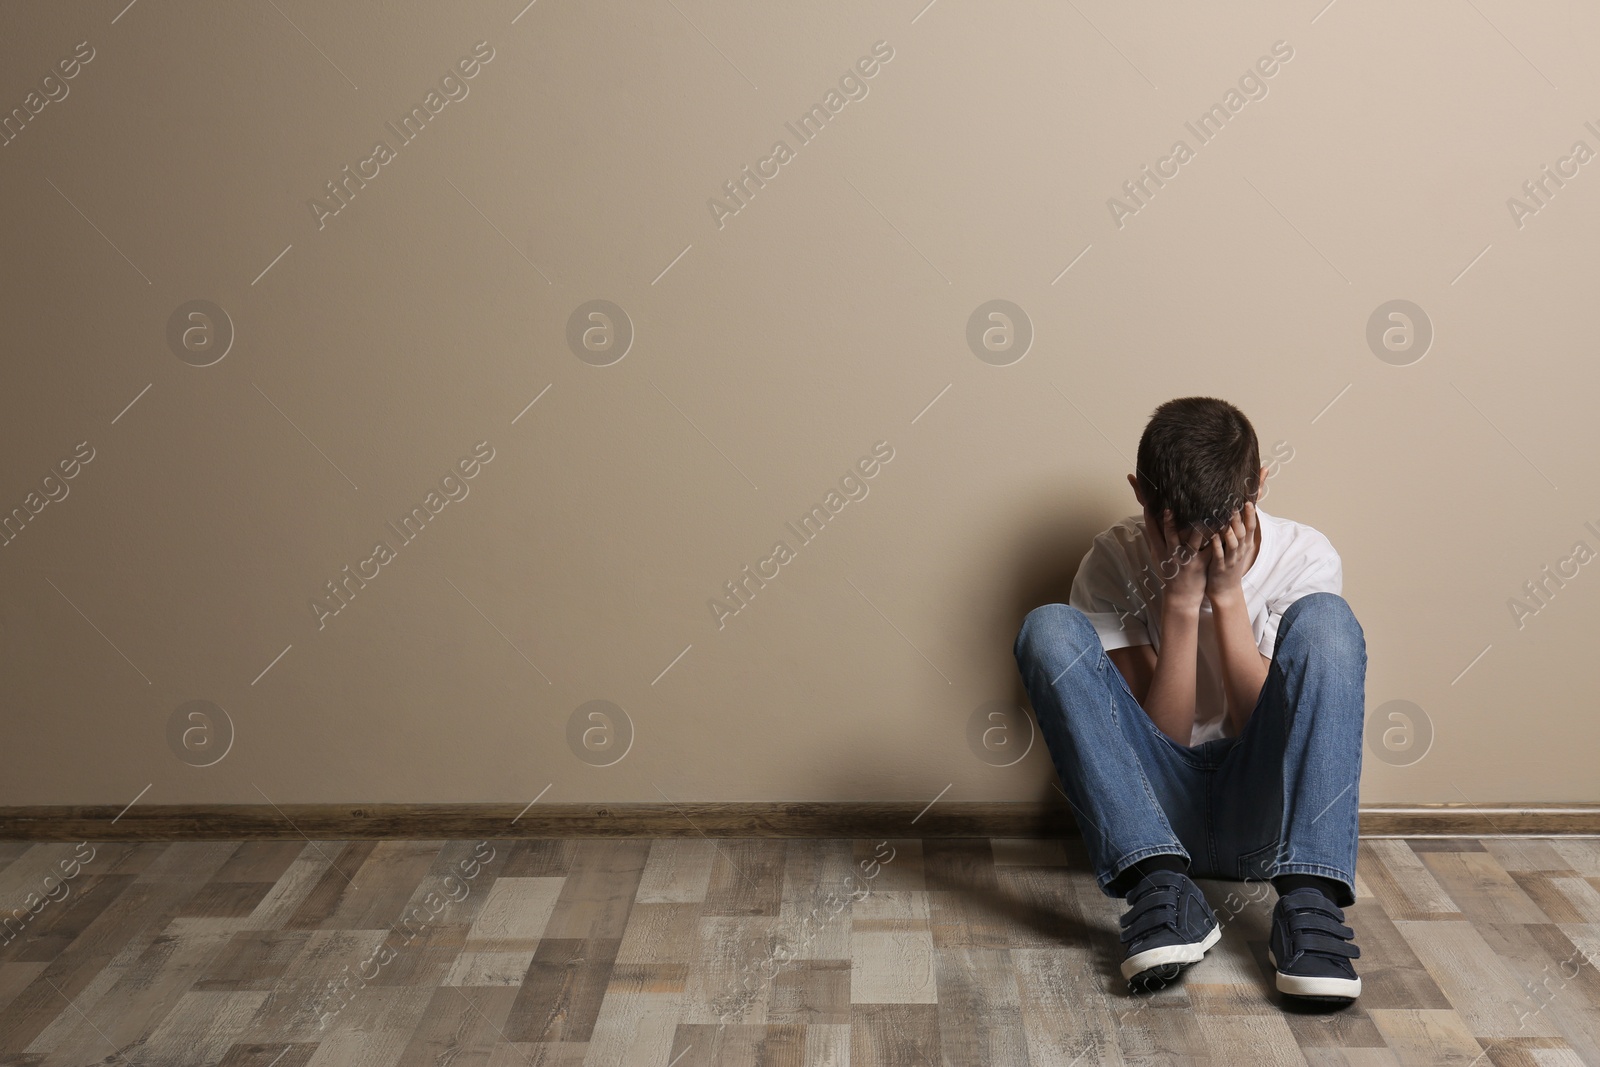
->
xmin=1120 ymin=923 xmax=1221 ymax=982
xmin=1267 ymin=947 xmax=1362 ymax=1000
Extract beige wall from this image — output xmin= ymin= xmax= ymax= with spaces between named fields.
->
xmin=2 ymin=1 xmax=1596 ymax=809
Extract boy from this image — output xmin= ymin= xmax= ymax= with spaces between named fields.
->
xmin=1013 ymin=397 xmax=1366 ymax=1004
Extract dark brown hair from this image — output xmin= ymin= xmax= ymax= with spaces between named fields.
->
xmin=1134 ymin=396 xmax=1260 ymax=532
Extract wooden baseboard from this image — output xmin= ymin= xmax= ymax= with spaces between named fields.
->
xmin=0 ymin=802 xmax=1596 ymax=841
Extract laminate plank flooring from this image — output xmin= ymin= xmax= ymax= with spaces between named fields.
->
xmin=0 ymin=837 xmax=1595 ymax=1065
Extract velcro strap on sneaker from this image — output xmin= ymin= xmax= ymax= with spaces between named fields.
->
xmin=1119 ymin=905 xmax=1178 ymax=944
xmin=1118 ymin=889 xmax=1174 ymax=928
xmin=1292 ymin=912 xmax=1354 ymax=940
xmin=1297 ymin=932 xmax=1361 ymax=959
xmin=1287 ymin=895 xmax=1346 ymax=921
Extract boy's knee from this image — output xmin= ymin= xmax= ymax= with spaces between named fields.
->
xmin=1014 ymin=603 xmax=1095 ymax=665
xmin=1279 ymin=592 xmax=1363 ymax=661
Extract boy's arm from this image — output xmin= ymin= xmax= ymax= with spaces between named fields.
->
xmin=1138 ymin=594 xmax=1203 ymax=743
xmin=1111 ymin=511 xmax=1211 ymax=745
xmin=1204 ymin=501 xmax=1271 ymax=734
xmin=1211 ymin=594 xmax=1272 ymax=735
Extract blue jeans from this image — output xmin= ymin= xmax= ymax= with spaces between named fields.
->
xmin=1013 ymin=592 xmax=1365 ymax=907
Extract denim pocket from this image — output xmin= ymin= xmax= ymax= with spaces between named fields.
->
xmin=1236 ymin=839 xmax=1282 ymax=882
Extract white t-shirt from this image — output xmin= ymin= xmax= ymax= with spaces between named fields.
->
xmin=1067 ymin=506 xmax=1342 ymax=746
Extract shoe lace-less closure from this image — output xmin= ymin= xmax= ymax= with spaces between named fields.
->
xmin=1117 ymin=869 xmax=1221 ymax=989
xmin=1267 ymin=887 xmax=1362 ymax=1002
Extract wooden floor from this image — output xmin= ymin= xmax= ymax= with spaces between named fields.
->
xmin=0 ymin=837 xmax=1597 ymax=1066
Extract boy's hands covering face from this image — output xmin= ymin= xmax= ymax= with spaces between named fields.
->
xmin=1203 ymin=500 xmax=1257 ymax=603
xmin=1143 ymin=508 xmax=1211 ymax=608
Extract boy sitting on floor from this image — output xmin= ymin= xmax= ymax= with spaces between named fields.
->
xmin=1014 ymin=396 xmax=1366 ymax=1004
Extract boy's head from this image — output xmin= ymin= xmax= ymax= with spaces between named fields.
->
xmin=1128 ymin=396 xmax=1263 ymax=534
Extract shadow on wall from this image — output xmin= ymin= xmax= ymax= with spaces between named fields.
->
xmin=1003 ymin=507 xmax=1115 ymax=631
xmin=1000 ymin=488 xmax=1128 ymax=827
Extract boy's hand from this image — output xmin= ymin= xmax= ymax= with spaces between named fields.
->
xmin=1144 ymin=509 xmax=1210 ymax=610
xmin=1204 ymin=500 xmax=1256 ymax=605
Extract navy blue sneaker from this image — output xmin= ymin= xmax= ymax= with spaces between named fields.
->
xmin=1118 ymin=869 xmax=1220 ymax=988
xmin=1267 ymin=888 xmax=1362 ymax=1002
